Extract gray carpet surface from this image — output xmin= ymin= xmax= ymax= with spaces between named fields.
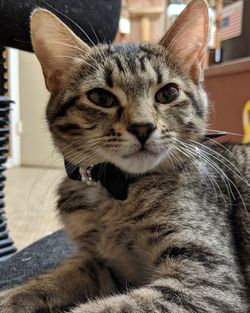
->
xmin=0 ymin=230 xmax=75 ymax=290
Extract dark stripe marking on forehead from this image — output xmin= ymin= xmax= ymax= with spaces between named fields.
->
xmin=104 ymin=67 xmax=113 ymax=88
xmin=115 ymin=56 xmax=125 ymax=73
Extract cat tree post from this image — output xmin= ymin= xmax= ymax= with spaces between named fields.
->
xmin=129 ymin=5 xmax=165 ymax=42
xmin=0 ymin=47 xmax=17 ymax=261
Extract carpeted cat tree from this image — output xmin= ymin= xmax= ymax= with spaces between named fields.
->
xmin=0 ymin=0 xmax=121 ymax=289
xmin=0 ymin=47 xmax=17 ymax=262
xmin=0 ymin=0 xmax=121 ymax=52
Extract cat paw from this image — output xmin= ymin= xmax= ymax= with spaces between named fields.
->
xmin=68 ymin=294 xmax=133 ymax=313
xmin=0 ymin=288 xmax=47 ymax=313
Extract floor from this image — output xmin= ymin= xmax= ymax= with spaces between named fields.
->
xmin=5 ymin=166 xmax=64 ymax=250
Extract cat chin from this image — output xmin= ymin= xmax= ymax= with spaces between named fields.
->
xmin=111 ymin=153 xmax=164 ymax=175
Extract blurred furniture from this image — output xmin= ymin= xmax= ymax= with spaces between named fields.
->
xmin=205 ymin=57 xmax=250 ymax=142
xmin=0 ymin=96 xmax=16 ymax=261
xmin=242 ymin=101 xmax=250 ymax=144
xmin=126 ymin=0 xmax=166 ymax=42
xmin=0 ymin=0 xmax=121 ymax=51
xmin=222 ymin=0 xmax=250 ymax=62
xmin=0 ymin=47 xmax=17 ymax=261
xmin=129 ymin=6 xmax=164 ymax=41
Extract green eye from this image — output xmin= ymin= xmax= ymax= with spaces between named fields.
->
xmin=87 ymin=88 xmax=118 ymax=108
xmin=155 ymin=84 xmax=179 ymax=104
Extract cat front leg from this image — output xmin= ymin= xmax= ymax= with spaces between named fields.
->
xmin=69 ymin=285 xmax=246 ymax=313
xmin=69 ymin=280 xmax=247 ymax=313
xmin=0 ymin=251 xmax=118 ymax=313
xmin=68 ymin=253 xmax=247 ymax=313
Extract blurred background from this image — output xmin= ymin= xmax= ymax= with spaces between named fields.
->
xmin=1 ymin=0 xmax=249 ymax=253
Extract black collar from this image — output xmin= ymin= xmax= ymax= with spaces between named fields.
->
xmin=64 ymin=161 xmax=139 ymax=201
xmin=204 ymin=131 xmax=228 ymax=140
xmin=64 ymin=131 xmax=228 ymax=201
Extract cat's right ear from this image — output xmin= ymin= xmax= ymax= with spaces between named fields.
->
xmin=159 ymin=0 xmax=208 ymax=82
xmin=30 ymin=9 xmax=90 ymax=92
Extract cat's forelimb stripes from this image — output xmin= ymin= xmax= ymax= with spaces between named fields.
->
xmin=70 ymin=277 xmax=245 ymax=313
xmin=0 ymin=247 xmax=246 ymax=313
xmin=0 ymin=253 xmax=118 ymax=313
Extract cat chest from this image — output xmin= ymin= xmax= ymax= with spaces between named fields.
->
xmin=97 ymin=221 xmax=153 ymax=284
xmin=94 ymin=202 xmax=165 ymax=283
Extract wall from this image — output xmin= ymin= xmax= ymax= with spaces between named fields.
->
xmin=19 ymin=51 xmax=62 ymax=167
xmin=205 ymin=57 xmax=250 ymax=142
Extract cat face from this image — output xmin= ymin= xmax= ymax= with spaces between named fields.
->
xmin=31 ymin=0 xmax=209 ymax=174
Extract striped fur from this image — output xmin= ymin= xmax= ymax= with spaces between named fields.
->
xmin=1 ymin=1 xmax=250 ymax=312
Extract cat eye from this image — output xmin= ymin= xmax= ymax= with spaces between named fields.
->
xmin=87 ymin=88 xmax=118 ymax=108
xmin=155 ymin=84 xmax=179 ymax=104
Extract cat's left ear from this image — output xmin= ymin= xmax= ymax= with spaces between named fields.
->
xmin=159 ymin=0 xmax=208 ymax=82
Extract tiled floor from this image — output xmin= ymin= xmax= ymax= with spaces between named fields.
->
xmin=5 ymin=166 xmax=64 ymax=250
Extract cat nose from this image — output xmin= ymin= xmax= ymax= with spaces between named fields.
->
xmin=127 ymin=122 xmax=156 ymax=145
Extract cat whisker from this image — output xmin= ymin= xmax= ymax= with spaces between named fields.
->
xmin=47 ymin=40 xmax=87 ymax=53
xmin=190 ymin=140 xmax=250 ymax=187
xmin=169 ymin=147 xmax=189 ymax=184
xmin=175 ymin=138 xmax=233 ymax=197
xmin=39 ymin=0 xmax=98 ymax=48
xmin=185 ymin=141 xmax=248 ymax=214
xmin=206 ymin=129 xmax=243 ymax=137
xmin=165 ymin=19 xmax=195 ymax=52
xmin=38 ymin=172 xmax=64 ymax=213
xmin=174 ymin=143 xmax=224 ymax=202
xmin=182 ymin=144 xmax=228 ymax=202
xmin=49 ymin=55 xmax=82 ymax=62
xmin=26 ymin=142 xmax=76 ymax=198
xmin=184 ymin=141 xmax=235 ymax=197
xmin=169 ymin=147 xmax=183 ymax=170
xmin=205 ymin=137 xmax=237 ymax=160
xmin=85 ymin=19 xmax=100 ymax=45
xmin=50 ymin=55 xmax=100 ymax=71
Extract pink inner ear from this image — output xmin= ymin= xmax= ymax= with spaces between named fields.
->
xmin=159 ymin=0 xmax=208 ymax=82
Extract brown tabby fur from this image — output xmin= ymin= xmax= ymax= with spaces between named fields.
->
xmin=1 ymin=0 xmax=250 ymax=312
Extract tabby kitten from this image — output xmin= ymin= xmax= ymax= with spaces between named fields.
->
xmin=1 ymin=0 xmax=250 ymax=312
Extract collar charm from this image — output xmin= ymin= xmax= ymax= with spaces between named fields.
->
xmin=79 ymin=165 xmax=97 ymax=186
